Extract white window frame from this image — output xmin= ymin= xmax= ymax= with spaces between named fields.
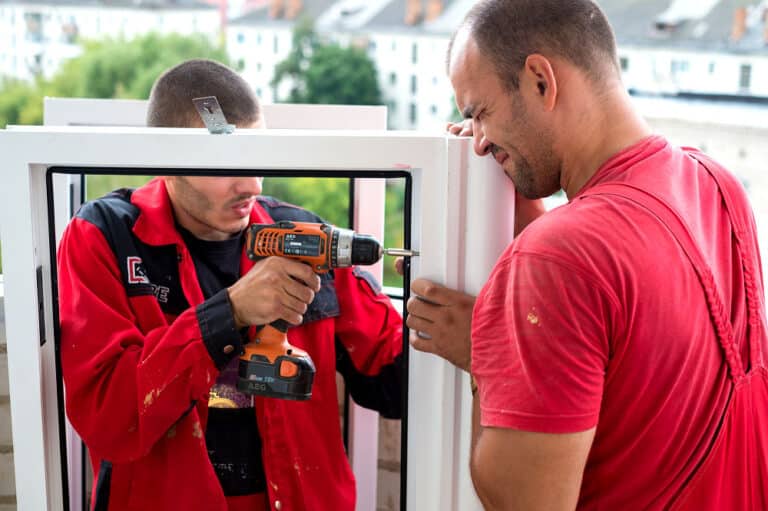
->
xmin=0 ymin=120 xmax=515 ymax=511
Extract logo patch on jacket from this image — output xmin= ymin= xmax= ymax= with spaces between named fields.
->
xmin=127 ymin=256 xmax=150 ymax=284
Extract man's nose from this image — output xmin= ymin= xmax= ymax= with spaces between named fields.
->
xmin=473 ymin=127 xmax=492 ymax=157
xmin=233 ymin=177 xmax=263 ymax=196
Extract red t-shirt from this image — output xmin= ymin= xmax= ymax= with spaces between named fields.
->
xmin=471 ymin=136 xmax=754 ymax=508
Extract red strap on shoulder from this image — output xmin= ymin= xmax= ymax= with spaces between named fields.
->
xmin=580 ymin=173 xmax=748 ymax=381
xmin=685 ymin=150 xmax=765 ymax=370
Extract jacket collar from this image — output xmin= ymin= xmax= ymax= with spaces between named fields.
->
xmin=131 ymin=177 xmax=273 ymax=246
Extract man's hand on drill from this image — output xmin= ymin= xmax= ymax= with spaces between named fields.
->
xmin=228 ymin=257 xmax=321 ymax=329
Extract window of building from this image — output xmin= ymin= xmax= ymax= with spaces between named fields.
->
xmin=24 ymin=12 xmax=43 ymax=42
xmin=257 ymin=62 xmax=262 ymax=71
xmin=388 ymin=100 xmax=397 ymax=113
xmin=237 ymin=58 xmax=245 ymax=70
xmin=620 ymin=56 xmax=629 ymax=71
xmin=389 ymin=72 xmax=397 ymax=86
xmin=391 ymin=39 xmax=396 ymax=52
xmin=739 ymin=64 xmax=752 ymax=90
xmin=237 ymin=32 xmax=245 ymax=44
xmin=257 ymin=87 xmax=263 ymax=97
xmin=61 ymin=16 xmax=78 ymax=44
xmin=411 ymin=43 xmax=418 ymax=64
xmin=368 ymin=40 xmax=376 ymax=52
xmin=709 ymin=62 xmax=716 ymax=74
xmin=257 ymin=33 xmax=262 ymax=45
xmin=411 ymin=75 xmax=417 ymax=95
xmin=410 ymin=103 xmax=417 ymax=125
xmin=274 ymin=34 xmax=279 ymax=54
xmin=430 ymin=105 xmax=437 ymax=115
xmin=670 ymin=60 xmax=689 ymax=74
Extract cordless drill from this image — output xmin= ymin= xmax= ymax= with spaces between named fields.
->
xmin=237 ymin=221 xmax=385 ymax=400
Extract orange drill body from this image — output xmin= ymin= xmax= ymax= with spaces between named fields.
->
xmin=238 ymin=221 xmax=383 ymax=400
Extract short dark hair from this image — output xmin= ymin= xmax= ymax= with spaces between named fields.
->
xmin=146 ymin=59 xmax=260 ymax=128
xmin=452 ymin=0 xmax=619 ymax=90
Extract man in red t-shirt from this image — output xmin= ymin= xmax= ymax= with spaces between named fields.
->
xmin=406 ymin=0 xmax=768 ymax=509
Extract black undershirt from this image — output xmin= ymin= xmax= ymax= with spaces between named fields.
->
xmin=180 ymin=226 xmax=267 ymax=496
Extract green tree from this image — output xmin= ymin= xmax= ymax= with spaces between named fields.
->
xmin=0 ymin=32 xmax=229 ymax=128
xmin=0 ymin=78 xmax=44 ymax=128
xmin=270 ymin=17 xmax=319 ymax=102
xmin=262 ymin=178 xmax=350 ymax=228
xmin=272 ymin=21 xmax=382 ymax=106
xmin=299 ymin=44 xmax=382 ymax=105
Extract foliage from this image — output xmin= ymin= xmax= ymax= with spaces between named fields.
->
xmin=270 ymin=17 xmax=319 ymax=102
xmin=262 ymin=178 xmax=350 ymax=228
xmin=0 ymin=32 xmax=229 ymax=127
xmin=271 ymin=20 xmax=382 ymax=106
xmin=0 ymin=77 xmax=45 ymax=128
xmin=299 ymin=44 xmax=382 ymax=106
xmin=86 ymin=175 xmax=155 ymax=201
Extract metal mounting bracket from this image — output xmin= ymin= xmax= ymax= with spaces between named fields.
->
xmin=193 ymin=96 xmax=235 ymax=134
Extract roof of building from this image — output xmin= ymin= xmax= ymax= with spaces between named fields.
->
xmin=356 ymin=0 xmax=465 ymax=35
xmin=602 ymin=0 xmax=768 ymax=54
xmin=229 ymin=0 xmax=768 ymax=54
xmin=229 ymin=0 xmax=337 ymax=27
xmin=0 ymin=0 xmax=216 ymax=10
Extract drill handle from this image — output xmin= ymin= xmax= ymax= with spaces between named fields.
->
xmin=269 ymin=319 xmax=290 ymax=333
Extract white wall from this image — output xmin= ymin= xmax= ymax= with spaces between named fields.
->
xmin=367 ymin=33 xmax=454 ymax=130
xmin=620 ymin=47 xmax=768 ymax=98
xmin=227 ymin=25 xmax=293 ymax=104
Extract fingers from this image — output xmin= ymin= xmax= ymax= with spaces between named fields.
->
xmin=446 ymin=119 xmax=474 ymax=137
xmin=410 ymin=278 xmax=464 ymax=306
xmin=409 ymin=331 xmax=438 ymax=355
xmin=405 ymin=309 xmax=434 ymax=333
xmin=447 ymin=122 xmax=464 ymax=135
xmin=283 ymin=277 xmax=316 ymax=306
xmin=229 ymin=257 xmax=324 ymax=327
xmin=281 ymin=259 xmax=321 ymax=291
xmin=395 ymin=257 xmax=404 ymax=276
xmin=278 ymin=295 xmax=308 ymax=325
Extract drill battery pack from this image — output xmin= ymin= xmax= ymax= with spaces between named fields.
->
xmin=237 ymin=352 xmax=316 ymax=401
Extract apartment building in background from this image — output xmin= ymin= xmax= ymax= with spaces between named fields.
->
xmin=0 ymin=0 xmax=219 ymax=81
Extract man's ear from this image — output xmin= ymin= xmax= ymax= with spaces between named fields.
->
xmin=522 ymin=54 xmax=557 ymax=112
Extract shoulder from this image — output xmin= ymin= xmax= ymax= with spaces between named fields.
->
xmin=512 ymin=196 xmax=635 ymax=262
xmin=256 ymin=196 xmax=325 ymax=224
xmin=72 ymin=189 xmax=140 ymax=244
xmin=75 ymin=188 xmax=139 ymax=232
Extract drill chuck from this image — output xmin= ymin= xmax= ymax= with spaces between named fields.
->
xmin=331 ymin=228 xmax=384 ymax=267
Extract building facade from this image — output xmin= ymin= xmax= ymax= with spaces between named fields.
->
xmin=0 ymin=0 xmax=219 ymax=82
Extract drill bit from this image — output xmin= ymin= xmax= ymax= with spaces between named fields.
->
xmin=383 ymin=248 xmax=420 ymax=257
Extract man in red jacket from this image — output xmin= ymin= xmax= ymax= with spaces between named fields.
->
xmin=407 ymin=0 xmax=768 ymax=509
xmin=58 ymin=59 xmax=403 ymax=511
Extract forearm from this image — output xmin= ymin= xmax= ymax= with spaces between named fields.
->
xmin=470 ymin=391 xmax=503 ymax=510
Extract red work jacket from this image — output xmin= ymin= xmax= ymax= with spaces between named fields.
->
xmin=58 ymin=178 xmax=403 ymax=510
